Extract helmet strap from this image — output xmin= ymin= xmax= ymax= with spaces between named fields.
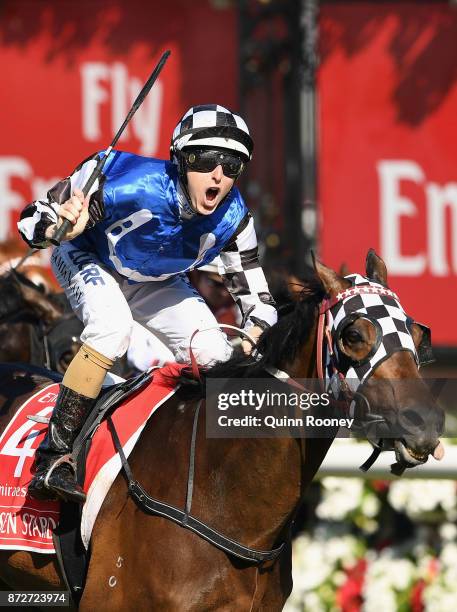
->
xmin=177 ymin=154 xmax=199 ymax=214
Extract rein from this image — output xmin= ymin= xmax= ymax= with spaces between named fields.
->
xmin=107 ymin=391 xmax=284 ymax=564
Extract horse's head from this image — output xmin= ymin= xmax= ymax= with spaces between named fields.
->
xmin=314 ymin=249 xmax=444 ymax=471
xmin=3 ymin=270 xmax=63 ymax=322
xmin=0 ymin=238 xmax=60 ymax=294
xmin=0 ymin=270 xmax=82 ymax=373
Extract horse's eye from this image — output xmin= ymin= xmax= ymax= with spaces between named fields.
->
xmin=343 ymin=328 xmax=363 ymax=344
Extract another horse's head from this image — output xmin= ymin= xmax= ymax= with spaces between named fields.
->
xmin=0 ymin=237 xmax=59 ymax=293
xmin=0 ymin=270 xmax=82 ymax=373
xmin=314 ymin=249 xmax=444 ymax=471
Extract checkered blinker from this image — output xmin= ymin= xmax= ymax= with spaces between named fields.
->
xmin=407 ymin=320 xmax=434 ymax=366
xmin=326 ymin=274 xmax=432 ymax=389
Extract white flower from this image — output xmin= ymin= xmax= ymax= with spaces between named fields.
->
xmin=423 ymin=581 xmax=457 ymax=612
xmin=302 ymin=591 xmax=326 ymax=612
xmin=291 ymin=535 xmax=334 ymax=591
xmin=388 ymin=480 xmax=456 ymax=518
xmin=366 ymin=555 xmax=415 ymax=590
xmin=416 ymin=553 xmax=435 ymax=578
xmin=361 ymin=493 xmax=380 ymax=518
xmin=316 ymin=477 xmax=364 ymax=520
xmin=362 ymin=552 xmax=416 ymax=612
xmin=440 ymin=523 xmax=457 ymax=542
xmin=441 ymin=543 xmax=457 ymax=574
xmin=286 ymin=531 xmax=361 ymax=609
xmin=326 ymin=535 xmax=359 ymax=566
xmin=390 ymin=559 xmax=416 ymax=591
xmin=333 ymin=570 xmax=347 ymax=587
xmin=363 ymin=586 xmax=397 ymax=612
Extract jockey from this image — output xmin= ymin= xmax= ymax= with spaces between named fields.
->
xmin=18 ymin=104 xmax=277 ymax=504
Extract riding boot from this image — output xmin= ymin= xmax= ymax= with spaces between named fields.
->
xmin=28 ymin=385 xmax=96 ymax=504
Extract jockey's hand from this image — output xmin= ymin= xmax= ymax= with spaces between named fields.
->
xmin=241 ymin=325 xmax=264 ymax=355
xmin=45 ymin=188 xmax=90 ymax=242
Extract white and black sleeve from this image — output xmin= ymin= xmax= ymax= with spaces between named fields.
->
xmin=219 ymin=213 xmax=277 ymax=331
xmin=17 ymin=153 xmax=106 ymax=248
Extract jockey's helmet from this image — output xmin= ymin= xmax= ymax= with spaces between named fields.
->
xmin=170 ymin=104 xmax=254 ymax=164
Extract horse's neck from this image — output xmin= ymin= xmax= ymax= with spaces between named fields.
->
xmin=133 ymin=317 xmax=323 ymax=555
xmin=199 ymin=435 xmax=304 ymax=551
xmin=203 ymin=318 xmax=322 ymax=551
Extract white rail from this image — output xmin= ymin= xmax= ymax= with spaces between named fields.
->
xmin=317 ymin=441 xmax=457 ymax=479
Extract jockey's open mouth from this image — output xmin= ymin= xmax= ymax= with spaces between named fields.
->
xmin=206 ymin=187 xmax=220 ymax=202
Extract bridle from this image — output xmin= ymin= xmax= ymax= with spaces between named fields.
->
xmin=187 ymin=279 xmax=434 ymax=471
xmin=315 ymin=275 xmax=434 ymax=470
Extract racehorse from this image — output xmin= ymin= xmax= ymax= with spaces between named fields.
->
xmin=0 ymin=269 xmax=82 ymax=373
xmin=0 ymin=251 xmax=444 ymax=611
xmin=0 ymin=237 xmax=60 ymax=294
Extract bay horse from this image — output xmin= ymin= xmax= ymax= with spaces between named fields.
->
xmin=0 ymin=269 xmax=82 ymax=374
xmin=0 ymin=252 xmax=444 ymax=610
xmin=0 ymin=237 xmax=60 ymax=294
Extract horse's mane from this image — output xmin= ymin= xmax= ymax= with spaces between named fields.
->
xmin=176 ymin=272 xmax=326 ymax=398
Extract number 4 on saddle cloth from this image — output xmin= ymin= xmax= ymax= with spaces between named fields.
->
xmin=0 ymin=363 xmax=185 ymax=556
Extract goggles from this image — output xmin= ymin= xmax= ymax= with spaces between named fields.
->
xmin=183 ymin=148 xmax=245 ymax=178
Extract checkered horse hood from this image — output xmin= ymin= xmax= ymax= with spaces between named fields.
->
xmin=324 ymin=274 xmax=419 ymax=389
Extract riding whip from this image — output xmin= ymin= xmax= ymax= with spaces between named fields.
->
xmin=50 ymin=49 xmax=171 ymax=246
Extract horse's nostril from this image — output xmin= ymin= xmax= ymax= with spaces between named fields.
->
xmin=397 ymin=406 xmax=443 ymax=435
xmin=396 ymin=404 xmax=443 ymax=456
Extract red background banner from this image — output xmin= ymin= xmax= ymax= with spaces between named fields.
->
xmin=0 ymin=0 xmax=237 ymax=248
xmin=2 ymin=1 xmax=457 ymax=347
xmin=318 ymin=2 xmax=457 ymax=345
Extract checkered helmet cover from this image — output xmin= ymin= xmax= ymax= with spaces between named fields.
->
xmin=170 ymin=104 xmax=253 ymax=161
xmin=326 ymin=274 xmax=419 ymax=389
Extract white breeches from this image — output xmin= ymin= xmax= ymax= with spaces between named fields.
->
xmin=51 ymin=243 xmax=233 ymax=366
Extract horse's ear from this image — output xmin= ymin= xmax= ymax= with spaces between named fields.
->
xmin=15 ymin=275 xmax=62 ymax=324
xmin=339 ymin=262 xmax=350 ymax=277
xmin=313 ymin=258 xmax=350 ymax=295
xmin=365 ymin=249 xmax=388 ymax=286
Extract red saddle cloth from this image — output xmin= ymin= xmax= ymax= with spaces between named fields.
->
xmin=0 ymin=363 xmax=184 ymax=554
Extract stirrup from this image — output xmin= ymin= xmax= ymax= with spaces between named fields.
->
xmin=43 ymin=453 xmax=76 ymax=489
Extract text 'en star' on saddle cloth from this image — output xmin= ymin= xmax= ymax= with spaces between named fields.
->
xmin=0 ymin=363 xmax=183 ymax=553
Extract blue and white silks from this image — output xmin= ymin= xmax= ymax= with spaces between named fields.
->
xmin=71 ymin=151 xmax=247 ymax=282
